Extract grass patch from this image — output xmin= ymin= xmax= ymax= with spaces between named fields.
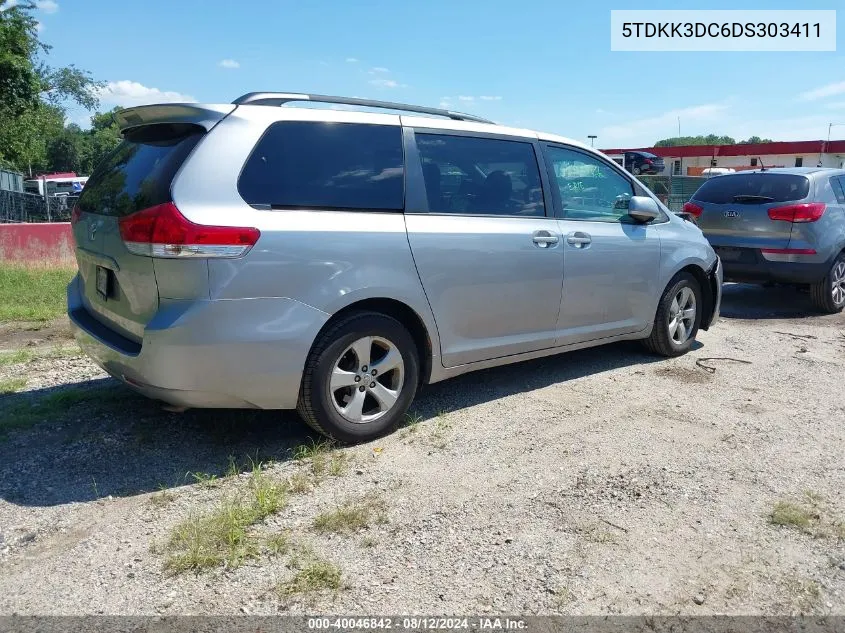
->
xmin=148 ymin=489 xmax=177 ymax=509
xmin=312 ymin=494 xmax=387 ymax=535
xmin=286 ymin=471 xmax=313 ymax=494
xmin=0 ymin=377 xmax=27 ymax=394
xmin=0 ymin=385 xmax=126 ymax=436
xmin=266 ymin=531 xmax=292 ymax=556
xmin=769 ymin=492 xmax=845 ymax=540
xmin=0 ymin=345 xmax=81 ymax=368
xmin=277 ymin=551 xmax=342 ymax=597
xmin=399 ymin=411 xmax=423 ymax=439
xmin=293 ymin=438 xmax=347 ymax=479
xmin=163 ymin=465 xmax=287 ymax=573
xmin=0 ymin=265 xmax=75 ymax=323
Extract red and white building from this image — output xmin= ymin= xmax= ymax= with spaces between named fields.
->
xmin=600 ymin=140 xmax=845 ymax=176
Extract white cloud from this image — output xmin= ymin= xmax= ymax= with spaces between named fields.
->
xmin=479 ymin=95 xmax=502 ymax=101
xmin=218 ymin=59 xmax=240 ymax=69
xmin=96 ymin=80 xmax=196 ymax=108
xmin=458 ymin=96 xmax=474 ymax=102
xmin=798 ymin=81 xmax=845 ymax=102
xmin=369 ymin=79 xmax=405 ymax=89
xmin=0 ymin=1 xmax=20 ymax=12
xmin=35 ymin=0 xmax=58 ymax=13
xmin=346 ymin=57 xmax=359 ymax=63
xmin=600 ymin=103 xmax=729 ymax=146
xmin=369 ymin=67 xmax=389 ymax=73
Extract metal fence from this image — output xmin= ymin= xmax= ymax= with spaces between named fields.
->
xmin=638 ymin=174 xmax=707 ymax=212
xmin=0 ymin=191 xmax=78 ymax=223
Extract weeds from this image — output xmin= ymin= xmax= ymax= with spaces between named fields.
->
xmin=277 ymin=547 xmax=342 ymax=597
xmin=293 ymin=438 xmax=347 ymax=479
xmin=0 ymin=377 xmax=27 ymax=394
xmin=312 ymin=494 xmax=387 ymax=535
xmin=769 ymin=492 xmax=845 ymax=540
xmin=266 ymin=532 xmax=292 ymax=556
xmin=163 ymin=466 xmax=288 ymax=573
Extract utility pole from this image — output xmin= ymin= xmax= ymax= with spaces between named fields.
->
xmin=587 ymin=135 xmax=597 ymax=148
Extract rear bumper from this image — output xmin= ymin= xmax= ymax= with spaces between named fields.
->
xmin=713 ymin=247 xmax=831 ymax=284
xmin=67 ymin=275 xmax=329 ymax=409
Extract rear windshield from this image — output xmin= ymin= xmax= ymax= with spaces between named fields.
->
xmin=78 ymin=123 xmax=204 ymax=216
xmin=238 ymin=121 xmax=404 ymax=211
xmin=693 ymin=173 xmax=810 ymax=204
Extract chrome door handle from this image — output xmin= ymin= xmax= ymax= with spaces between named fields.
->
xmin=532 ymin=231 xmax=559 ymax=248
xmin=566 ymin=232 xmax=592 ymax=248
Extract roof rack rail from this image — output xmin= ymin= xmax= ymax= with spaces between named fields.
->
xmin=232 ymin=92 xmax=494 ymax=125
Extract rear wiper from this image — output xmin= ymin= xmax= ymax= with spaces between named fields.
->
xmin=732 ymin=194 xmax=775 ymax=203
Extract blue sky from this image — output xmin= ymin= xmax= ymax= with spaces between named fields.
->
xmin=23 ymin=0 xmax=845 ymax=148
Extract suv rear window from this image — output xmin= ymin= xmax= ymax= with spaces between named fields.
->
xmin=693 ymin=173 xmax=810 ymax=204
xmin=238 ymin=121 xmax=404 ymax=211
xmin=78 ymin=123 xmax=204 ymax=216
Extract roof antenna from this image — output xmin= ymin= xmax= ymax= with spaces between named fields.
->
xmin=758 ymin=157 xmax=767 ymax=172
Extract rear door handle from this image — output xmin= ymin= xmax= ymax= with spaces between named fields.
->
xmin=532 ymin=230 xmax=559 ymax=248
xmin=566 ymin=232 xmax=592 ymax=248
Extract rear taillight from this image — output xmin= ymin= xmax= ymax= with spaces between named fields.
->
xmin=683 ymin=201 xmax=703 ymax=218
xmin=643 ymin=159 xmax=652 ymax=165
xmin=70 ymin=205 xmax=82 ymax=225
xmin=767 ymin=202 xmax=826 ymax=223
xmin=118 ymin=202 xmax=260 ymax=258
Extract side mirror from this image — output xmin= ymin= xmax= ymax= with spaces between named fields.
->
xmin=628 ymin=196 xmax=660 ymax=223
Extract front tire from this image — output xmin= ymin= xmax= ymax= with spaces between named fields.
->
xmin=643 ymin=272 xmax=703 ymax=357
xmin=810 ymin=253 xmax=845 ymax=314
xmin=297 ymin=311 xmax=419 ymax=444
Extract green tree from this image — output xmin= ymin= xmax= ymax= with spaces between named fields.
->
xmin=0 ymin=1 xmax=102 ymax=173
xmin=654 ymin=135 xmax=736 ymax=147
xmin=738 ymin=136 xmax=773 ymax=144
xmin=46 ymin=125 xmax=86 ymax=172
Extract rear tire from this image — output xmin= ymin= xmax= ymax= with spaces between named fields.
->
xmin=810 ymin=253 xmax=845 ymax=314
xmin=643 ymin=272 xmax=703 ymax=357
xmin=296 ymin=311 xmax=419 ymax=444
xmin=632 ymin=166 xmax=641 ymax=175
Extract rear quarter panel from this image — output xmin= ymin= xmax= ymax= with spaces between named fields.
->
xmin=171 ymin=106 xmax=442 ymax=368
xmin=787 ymin=175 xmax=845 ymax=261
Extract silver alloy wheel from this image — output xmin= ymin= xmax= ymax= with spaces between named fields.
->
xmin=668 ymin=286 xmax=696 ymax=345
xmin=831 ymin=260 xmax=845 ymax=306
xmin=328 ymin=336 xmax=405 ymax=424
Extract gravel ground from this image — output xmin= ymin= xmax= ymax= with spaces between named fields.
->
xmin=1 ymin=283 xmax=844 ymax=615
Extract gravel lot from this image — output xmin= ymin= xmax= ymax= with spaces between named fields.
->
xmin=1 ymin=283 xmax=844 ymax=616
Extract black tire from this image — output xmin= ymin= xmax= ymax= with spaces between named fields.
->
xmin=809 ymin=253 xmax=845 ymax=314
xmin=632 ymin=166 xmax=641 ymax=175
xmin=296 ymin=311 xmax=420 ymax=444
xmin=643 ymin=272 xmax=703 ymax=357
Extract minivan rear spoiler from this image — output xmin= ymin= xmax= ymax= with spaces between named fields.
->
xmin=115 ymin=104 xmax=237 ymax=133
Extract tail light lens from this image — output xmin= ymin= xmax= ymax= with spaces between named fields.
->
xmin=118 ymin=202 xmax=260 ymax=258
xmin=643 ymin=159 xmax=652 ymax=165
xmin=70 ymin=205 xmax=82 ymax=225
xmin=767 ymin=202 xmax=826 ymax=223
xmin=683 ymin=201 xmax=704 ymax=218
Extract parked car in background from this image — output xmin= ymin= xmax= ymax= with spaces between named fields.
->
xmin=684 ymin=168 xmax=845 ymax=313
xmin=624 ymin=151 xmax=665 ymax=175
xmin=701 ymin=167 xmax=736 ymax=178
xmin=68 ymin=92 xmax=721 ymax=443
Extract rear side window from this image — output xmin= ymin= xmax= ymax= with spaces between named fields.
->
xmin=693 ymin=173 xmax=810 ymax=204
xmin=78 ymin=123 xmax=204 ymax=216
xmin=831 ymin=176 xmax=845 ymax=203
xmin=415 ymin=133 xmax=545 ymax=217
xmin=238 ymin=122 xmax=404 ymax=211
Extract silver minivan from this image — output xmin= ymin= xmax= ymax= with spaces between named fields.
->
xmin=68 ymin=92 xmax=721 ymax=443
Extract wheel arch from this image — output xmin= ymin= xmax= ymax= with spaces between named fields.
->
xmin=308 ymin=298 xmax=434 ymax=387
xmin=677 ymin=263 xmax=716 ymax=331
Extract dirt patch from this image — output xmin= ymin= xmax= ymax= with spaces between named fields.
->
xmin=1 ymin=285 xmax=844 ymax=615
xmin=0 ymin=317 xmax=74 ymax=352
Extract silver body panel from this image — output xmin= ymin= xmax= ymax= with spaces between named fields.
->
xmin=69 ymin=102 xmax=721 ymax=410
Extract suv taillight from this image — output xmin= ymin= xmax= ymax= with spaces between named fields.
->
xmin=643 ymin=159 xmax=652 ymax=165
xmin=683 ymin=201 xmax=703 ymax=218
xmin=118 ymin=202 xmax=260 ymax=258
xmin=767 ymin=202 xmax=826 ymax=223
